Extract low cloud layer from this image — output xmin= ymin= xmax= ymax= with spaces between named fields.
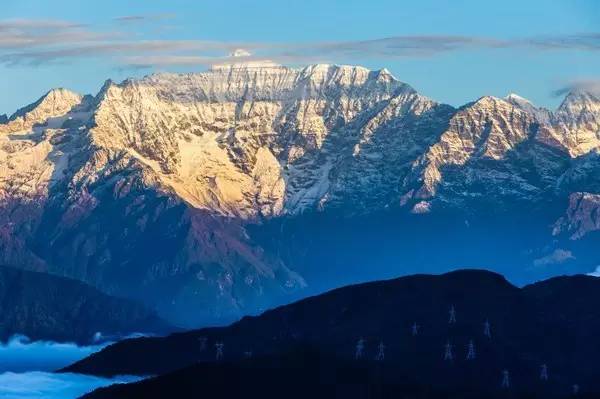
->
xmin=0 ymin=335 xmax=107 ymax=373
xmin=1 ymin=18 xmax=600 ymax=70
xmin=0 ymin=371 xmax=140 ymax=399
xmin=0 ymin=334 xmax=142 ymax=398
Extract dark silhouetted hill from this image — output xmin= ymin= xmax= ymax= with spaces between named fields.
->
xmin=69 ymin=270 xmax=600 ymax=398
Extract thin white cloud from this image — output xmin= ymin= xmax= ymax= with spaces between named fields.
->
xmin=230 ymin=49 xmax=252 ymax=57
xmin=554 ymin=79 xmax=600 ymax=97
xmin=0 ymin=371 xmax=139 ymax=399
xmin=0 ymin=334 xmax=106 ymax=373
xmin=113 ymin=13 xmax=177 ymax=23
xmin=533 ymin=249 xmax=575 ymax=267
xmin=0 ymin=18 xmax=114 ymax=51
xmin=1 ymin=18 xmax=600 ymax=69
xmin=0 ymin=19 xmax=85 ymax=30
xmin=526 ymin=33 xmax=600 ymax=51
xmin=0 ymin=40 xmax=261 ymax=66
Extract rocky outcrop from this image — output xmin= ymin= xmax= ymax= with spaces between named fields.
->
xmin=552 ymin=91 xmax=600 ymax=157
xmin=0 ymin=88 xmax=83 ymax=134
xmin=554 ymin=192 xmax=600 ymax=239
xmin=403 ymin=96 xmax=539 ymax=200
xmin=86 ymin=64 xmax=443 ymax=217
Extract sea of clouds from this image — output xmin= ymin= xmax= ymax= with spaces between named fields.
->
xmin=0 ymin=334 xmax=107 ymax=373
xmin=0 ymin=335 xmax=143 ymax=399
xmin=0 ymin=371 xmax=140 ymax=399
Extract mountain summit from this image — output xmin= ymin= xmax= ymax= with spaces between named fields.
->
xmin=1 ymin=64 xmax=600 ymax=325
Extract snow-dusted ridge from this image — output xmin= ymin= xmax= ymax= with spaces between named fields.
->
xmin=1 ymin=63 xmax=600 ymax=325
xmin=2 ymin=63 xmax=599 ymax=217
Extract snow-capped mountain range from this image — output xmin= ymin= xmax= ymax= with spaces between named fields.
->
xmin=1 ymin=64 xmax=600 ymax=326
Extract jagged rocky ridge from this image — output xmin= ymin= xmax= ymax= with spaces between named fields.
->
xmin=1 ymin=64 xmax=599 ymax=326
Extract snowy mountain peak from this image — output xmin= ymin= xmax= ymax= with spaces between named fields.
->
xmin=558 ymin=90 xmax=600 ymax=115
xmin=1 ymin=88 xmax=83 ymax=134
xmin=379 ymin=67 xmax=392 ymax=76
xmin=374 ymin=68 xmax=396 ymax=83
xmin=210 ymin=59 xmax=281 ymax=71
xmin=465 ymin=95 xmax=519 ymax=113
xmin=9 ymin=88 xmax=82 ymax=121
xmin=295 ymin=64 xmax=406 ymax=87
xmin=505 ymin=92 xmax=552 ymax=123
xmin=3 ymin=63 xmax=600 ymax=326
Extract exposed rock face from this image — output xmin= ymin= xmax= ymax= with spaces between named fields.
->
xmin=552 ymin=91 xmax=600 ymax=157
xmin=88 ymin=65 xmax=448 ymax=217
xmin=554 ymin=192 xmax=600 ymax=239
xmin=1 ymin=64 xmax=600 ymax=325
xmin=403 ymin=96 xmax=540 ymax=200
xmin=401 ymin=92 xmax=600 ymax=207
xmin=0 ymin=88 xmax=83 ymax=134
xmin=505 ymin=93 xmax=552 ymax=123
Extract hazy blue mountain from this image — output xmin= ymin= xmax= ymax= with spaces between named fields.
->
xmin=0 ymin=265 xmax=171 ymax=344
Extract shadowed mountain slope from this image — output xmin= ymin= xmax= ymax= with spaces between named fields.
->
xmin=0 ymin=265 xmax=171 ymax=344
xmin=67 ymin=270 xmax=600 ymax=398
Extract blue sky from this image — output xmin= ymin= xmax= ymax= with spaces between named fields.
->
xmin=1 ymin=0 xmax=599 ymax=115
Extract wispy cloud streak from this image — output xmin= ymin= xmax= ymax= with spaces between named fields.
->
xmin=526 ymin=33 xmax=600 ymax=51
xmin=0 ymin=18 xmax=114 ymax=50
xmin=113 ymin=14 xmax=177 ymax=23
xmin=1 ymin=18 xmax=600 ymax=69
xmin=0 ymin=40 xmax=257 ymax=65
